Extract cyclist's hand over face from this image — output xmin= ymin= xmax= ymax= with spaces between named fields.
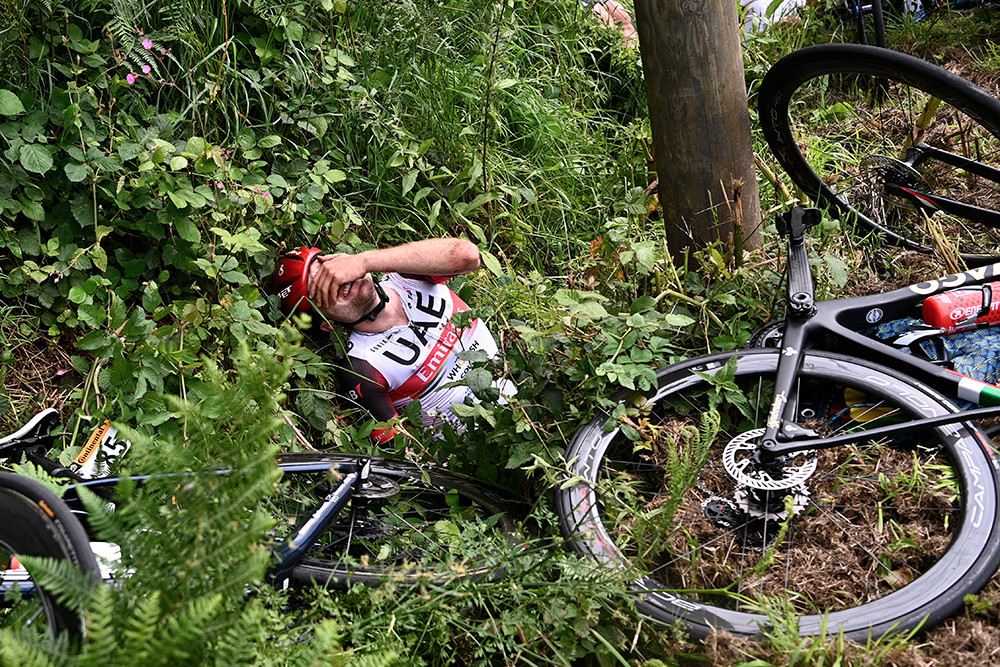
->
xmin=308 ymin=253 xmax=370 ymax=311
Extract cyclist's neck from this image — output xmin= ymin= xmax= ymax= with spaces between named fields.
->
xmin=351 ymin=290 xmax=407 ymax=333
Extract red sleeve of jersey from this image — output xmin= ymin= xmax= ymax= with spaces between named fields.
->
xmin=336 ymin=356 xmax=398 ymax=443
xmin=398 ymin=273 xmax=449 ymax=285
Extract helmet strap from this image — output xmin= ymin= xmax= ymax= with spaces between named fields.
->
xmin=344 ymin=279 xmax=390 ymax=328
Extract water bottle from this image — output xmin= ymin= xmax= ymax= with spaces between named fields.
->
xmin=922 ymin=282 xmax=1000 ymax=330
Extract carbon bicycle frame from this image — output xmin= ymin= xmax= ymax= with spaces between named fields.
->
xmin=756 ymin=206 xmax=1000 ymax=461
xmin=0 ymin=435 xmax=372 ymax=589
xmin=889 ymin=142 xmax=1000 ymax=228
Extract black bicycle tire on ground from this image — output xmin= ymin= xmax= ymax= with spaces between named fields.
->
xmin=759 ymin=44 xmax=1000 ymax=264
xmin=556 ymin=349 xmax=1000 ymax=641
xmin=273 ymin=453 xmax=525 ymax=588
xmin=0 ymin=472 xmax=100 ymax=641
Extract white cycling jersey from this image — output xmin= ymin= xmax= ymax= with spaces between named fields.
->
xmin=340 ymin=273 xmax=514 ymax=441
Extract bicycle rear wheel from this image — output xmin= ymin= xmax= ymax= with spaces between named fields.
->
xmin=759 ymin=44 xmax=1000 ymax=266
xmin=0 ymin=472 xmax=100 ymax=642
xmin=272 ymin=453 xmax=524 ymax=588
xmin=556 ymin=349 xmax=1000 ymax=641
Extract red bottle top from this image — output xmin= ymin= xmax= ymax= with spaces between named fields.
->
xmin=922 ymin=282 xmax=1000 ymax=330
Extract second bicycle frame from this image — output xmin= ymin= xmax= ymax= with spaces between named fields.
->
xmin=756 ymin=206 xmax=1000 ymax=464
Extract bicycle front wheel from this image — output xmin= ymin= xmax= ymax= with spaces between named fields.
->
xmin=557 ymin=349 xmax=1000 ymax=641
xmin=0 ymin=472 xmax=100 ymax=642
xmin=759 ymin=44 xmax=1000 ymax=265
xmin=272 ymin=453 xmax=524 ymax=588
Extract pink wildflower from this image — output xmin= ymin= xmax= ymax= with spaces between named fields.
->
xmin=262 ymin=191 xmax=270 ymax=198
xmin=142 ymin=65 xmax=151 ymax=74
xmin=126 ymin=73 xmax=137 ymax=84
xmin=216 ymin=181 xmax=224 ymax=189
xmin=142 ymin=38 xmax=154 ymax=50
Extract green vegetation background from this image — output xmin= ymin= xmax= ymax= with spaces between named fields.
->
xmin=1 ymin=0 xmax=999 ymax=664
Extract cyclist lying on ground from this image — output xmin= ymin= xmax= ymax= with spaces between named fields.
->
xmin=273 ymin=238 xmax=516 ymax=444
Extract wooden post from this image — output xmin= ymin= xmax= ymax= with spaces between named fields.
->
xmin=633 ymin=0 xmax=761 ymax=260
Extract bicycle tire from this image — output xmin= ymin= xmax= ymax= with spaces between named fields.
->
xmin=759 ymin=44 xmax=1000 ymax=265
xmin=556 ymin=349 xmax=1000 ymax=641
xmin=0 ymin=472 xmax=100 ymax=641
xmin=272 ymin=453 xmax=524 ymax=588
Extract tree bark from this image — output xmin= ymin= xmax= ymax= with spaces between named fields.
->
xmin=633 ymin=0 xmax=761 ymax=260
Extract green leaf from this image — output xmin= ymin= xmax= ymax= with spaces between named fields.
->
xmin=664 ymin=313 xmax=696 ymax=328
xmin=118 ymin=141 xmax=144 ymax=161
xmin=257 ymin=135 xmax=281 ymax=148
xmin=71 ymin=197 xmax=95 ymax=226
xmin=324 ymin=169 xmax=346 ymax=184
xmin=76 ymin=331 xmax=111 ymax=351
xmin=174 ymin=217 xmax=200 ymax=242
xmin=285 ymin=20 xmax=303 ymax=41
xmin=166 ymin=190 xmax=188 ymax=208
xmin=65 ymin=162 xmax=88 ymax=182
xmin=142 ymin=283 xmax=162 ymax=311
xmin=0 ymin=89 xmax=24 ymax=116
xmin=68 ymin=286 xmax=88 ymax=304
xmin=78 ymin=304 xmax=106 ymax=328
xmin=90 ymin=153 xmax=122 ymax=173
xmin=402 ymin=170 xmax=418 ymax=196
xmin=89 ymin=246 xmax=108 ymax=272
xmin=20 ymin=200 xmax=44 ymax=221
xmin=184 ymin=137 xmax=208 ymax=157
xmin=465 ymin=368 xmax=492 ymax=393
xmin=19 ymin=144 xmax=53 ymax=174
xmin=480 ymin=249 xmax=503 ymax=277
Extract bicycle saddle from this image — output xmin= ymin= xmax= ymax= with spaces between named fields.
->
xmin=0 ymin=408 xmax=60 ymax=449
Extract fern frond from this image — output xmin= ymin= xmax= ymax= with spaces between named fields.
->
xmin=0 ymin=625 xmax=70 ymax=667
xmin=77 ymin=585 xmax=117 ymax=666
xmin=119 ymin=590 xmax=161 ymax=663
xmin=15 ymin=556 xmax=95 ymax=614
xmin=75 ymin=485 xmax=131 ymax=547
xmin=142 ymin=594 xmax=224 ymax=665
xmin=295 ymin=619 xmax=358 ymax=667
xmin=8 ymin=463 xmax=69 ymax=498
xmin=208 ymin=605 xmax=262 ymax=666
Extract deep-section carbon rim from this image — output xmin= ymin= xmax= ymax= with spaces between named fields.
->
xmin=0 ymin=472 xmax=100 ymax=641
xmin=557 ymin=349 xmax=1000 ymax=641
xmin=760 ymin=44 xmax=1000 ymax=265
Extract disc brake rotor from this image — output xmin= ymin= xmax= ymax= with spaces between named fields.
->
xmin=722 ymin=428 xmax=817 ymax=491
xmin=353 ymin=474 xmax=400 ymax=499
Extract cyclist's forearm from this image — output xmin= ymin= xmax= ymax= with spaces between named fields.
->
xmin=356 ymin=238 xmax=480 ymax=277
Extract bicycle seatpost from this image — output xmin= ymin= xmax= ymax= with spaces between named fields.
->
xmin=776 ymin=206 xmax=820 ymax=318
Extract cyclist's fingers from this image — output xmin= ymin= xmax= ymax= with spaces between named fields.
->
xmin=308 ymin=258 xmax=341 ymax=309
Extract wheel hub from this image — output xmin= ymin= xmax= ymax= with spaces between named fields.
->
xmin=701 ymin=428 xmax=817 ymax=549
xmin=862 ymin=155 xmax=930 ymax=194
xmin=354 ymin=474 xmax=400 ymax=499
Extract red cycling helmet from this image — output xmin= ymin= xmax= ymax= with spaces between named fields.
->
xmin=273 ymin=247 xmax=323 ymax=314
